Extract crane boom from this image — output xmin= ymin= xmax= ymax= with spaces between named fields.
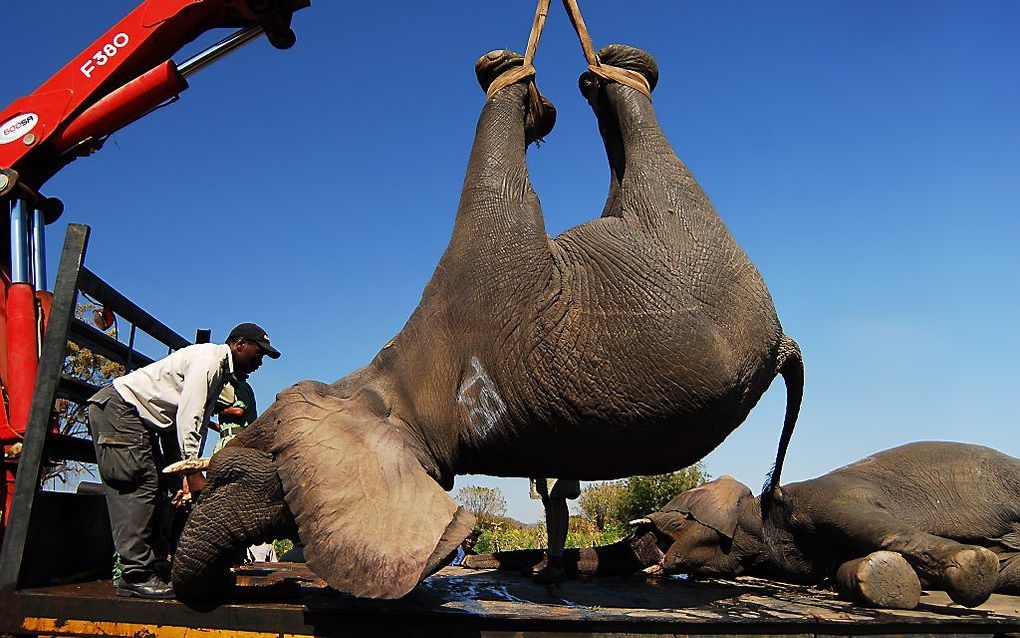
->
xmin=0 ymin=0 xmax=309 ymax=195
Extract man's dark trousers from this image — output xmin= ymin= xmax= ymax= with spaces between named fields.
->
xmin=88 ymin=386 xmax=163 ymax=583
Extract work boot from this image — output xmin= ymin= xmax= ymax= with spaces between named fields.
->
xmin=533 ymin=553 xmax=566 ymax=584
xmin=116 ymin=573 xmax=175 ymax=599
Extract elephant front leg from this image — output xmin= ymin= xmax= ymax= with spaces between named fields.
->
xmin=816 ymin=502 xmax=999 ymax=607
xmin=834 ymin=551 xmax=921 ymax=609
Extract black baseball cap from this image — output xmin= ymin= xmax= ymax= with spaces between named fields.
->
xmin=227 ymin=322 xmax=281 ymax=359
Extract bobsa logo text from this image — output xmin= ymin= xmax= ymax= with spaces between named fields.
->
xmin=0 ymin=113 xmax=39 ymax=144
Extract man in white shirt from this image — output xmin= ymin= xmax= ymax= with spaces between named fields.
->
xmin=87 ymin=322 xmax=280 ymax=599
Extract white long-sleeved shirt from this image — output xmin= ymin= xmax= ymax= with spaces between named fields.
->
xmin=113 ymin=343 xmax=233 ymax=460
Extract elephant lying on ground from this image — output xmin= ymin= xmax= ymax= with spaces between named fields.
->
xmin=465 ymin=442 xmax=1020 ymax=609
xmin=172 ymin=44 xmax=803 ymax=599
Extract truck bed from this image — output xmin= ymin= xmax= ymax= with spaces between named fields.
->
xmin=2 ymin=562 xmax=1020 ymax=637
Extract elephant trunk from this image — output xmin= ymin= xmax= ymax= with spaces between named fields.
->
xmin=172 ymin=447 xmax=294 ymax=599
xmin=464 ymin=531 xmax=663 ymax=576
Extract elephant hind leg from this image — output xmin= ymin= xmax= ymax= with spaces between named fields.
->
xmin=815 ymin=501 xmax=999 ymax=607
xmin=578 ymin=44 xmax=722 ymax=234
xmin=939 ymin=545 xmax=1001 ymax=606
xmin=835 ymin=551 xmax=921 ymax=610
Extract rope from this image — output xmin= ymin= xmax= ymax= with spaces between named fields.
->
xmin=486 ymin=0 xmax=550 ymax=98
xmin=485 ymin=0 xmax=554 ymax=142
xmin=560 ymin=0 xmax=652 ymax=100
xmin=485 ymin=0 xmax=651 ymax=118
xmin=485 ymin=0 xmax=550 ymax=98
xmin=524 ymin=0 xmax=551 ymax=68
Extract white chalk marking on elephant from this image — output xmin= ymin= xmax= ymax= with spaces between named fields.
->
xmin=457 ymin=356 xmax=507 ymax=436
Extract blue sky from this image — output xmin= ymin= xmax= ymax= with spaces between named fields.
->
xmin=10 ymin=2 xmax=1019 ymax=522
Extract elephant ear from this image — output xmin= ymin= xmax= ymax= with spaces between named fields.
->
xmin=272 ymin=382 xmax=476 ymax=599
xmin=659 ymin=475 xmax=751 ymax=540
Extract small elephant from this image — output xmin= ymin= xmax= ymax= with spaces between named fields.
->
xmin=466 ymin=442 xmax=1020 ymax=609
xmin=172 ymin=44 xmax=803 ymax=600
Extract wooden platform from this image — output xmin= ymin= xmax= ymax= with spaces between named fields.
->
xmin=2 ymin=562 xmax=1019 ymax=637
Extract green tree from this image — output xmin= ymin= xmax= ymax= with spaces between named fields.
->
xmin=616 ymin=464 xmax=709 ymax=524
xmin=577 ymin=481 xmax=625 ymax=531
xmin=455 ymin=485 xmax=507 ymax=524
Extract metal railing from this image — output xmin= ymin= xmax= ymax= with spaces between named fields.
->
xmin=0 ymin=223 xmax=192 ymax=594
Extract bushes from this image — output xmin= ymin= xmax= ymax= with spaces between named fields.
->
xmin=578 ymin=464 xmax=710 ymax=534
xmin=463 ymin=467 xmax=708 ymax=554
xmin=473 ymin=517 xmax=545 ymax=554
xmin=615 ymin=465 xmax=709 ymax=524
xmin=473 ymin=515 xmax=625 ymax=554
xmin=566 ymin=515 xmax=625 ymax=548
xmin=273 ymin=538 xmax=294 ymax=558
xmin=577 ymin=482 xmax=626 ymax=531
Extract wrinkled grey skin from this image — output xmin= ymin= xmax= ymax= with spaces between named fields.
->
xmin=467 ymin=442 xmax=1020 ymax=609
xmin=173 ymin=45 xmax=803 ymax=600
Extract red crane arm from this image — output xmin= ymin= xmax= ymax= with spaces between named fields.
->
xmin=0 ymin=0 xmax=309 ymax=193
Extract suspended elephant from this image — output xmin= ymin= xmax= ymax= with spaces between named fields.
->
xmin=172 ymin=44 xmax=803 ymax=599
xmin=466 ymin=442 xmax=1019 ymax=610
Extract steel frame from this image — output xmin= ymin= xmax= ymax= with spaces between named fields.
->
xmin=0 ymin=223 xmax=191 ymax=593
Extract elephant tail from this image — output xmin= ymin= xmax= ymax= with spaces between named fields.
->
xmin=761 ymin=335 xmax=804 ymax=510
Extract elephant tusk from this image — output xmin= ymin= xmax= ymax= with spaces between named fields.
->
xmin=163 ymin=457 xmax=211 ymax=475
xmin=629 ymin=518 xmax=653 ymax=526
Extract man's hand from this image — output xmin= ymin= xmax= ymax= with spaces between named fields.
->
xmin=173 ymin=469 xmax=206 ymax=509
xmin=171 ymin=489 xmax=191 ymax=509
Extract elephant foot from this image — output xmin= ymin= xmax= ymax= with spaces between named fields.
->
xmin=941 ymin=547 xmax=998 ymax=607
xmin=475 ymin=49 xmax=524 ymax=93
xmin=475 ymin=49 xmax=556 ymax=144
xmin=835 ymin=551 xmax=921 ymax=610
xmin=579 ymin=44 xmax=660 ymax=100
